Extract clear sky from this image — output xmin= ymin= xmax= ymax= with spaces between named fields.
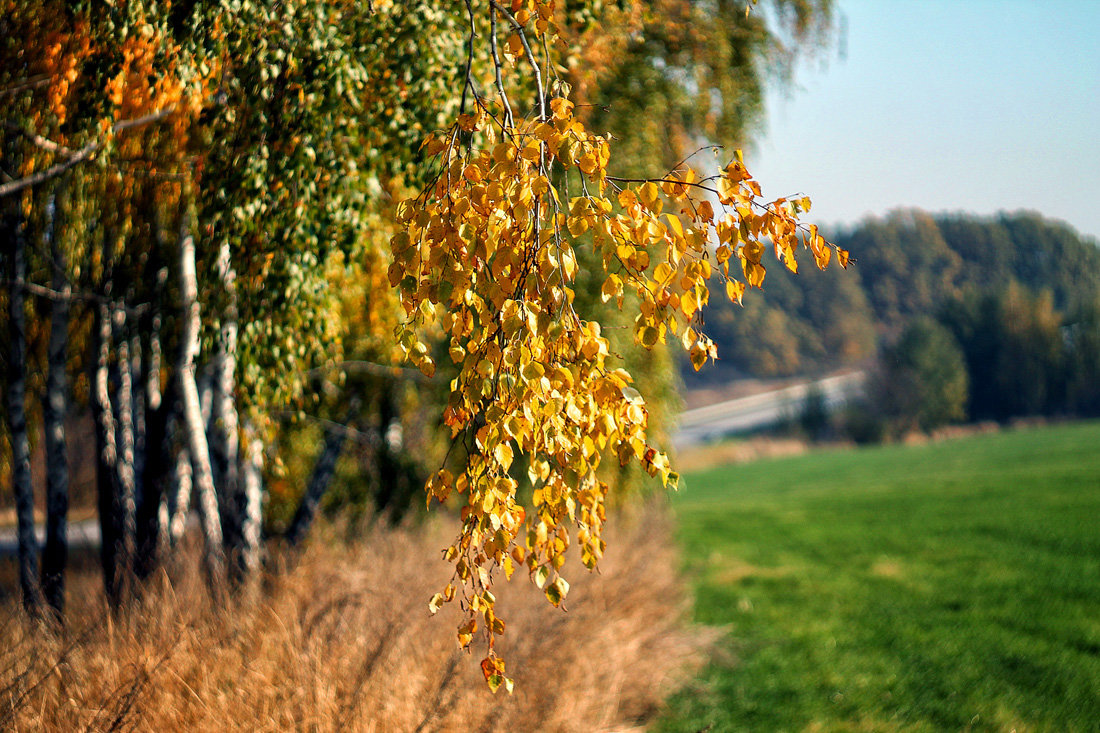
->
xmin=748 ymin=0 xmax=1100 ymax=240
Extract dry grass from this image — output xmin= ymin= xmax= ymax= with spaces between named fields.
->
xmin=0 ymin=503 xmax=705 ymax=732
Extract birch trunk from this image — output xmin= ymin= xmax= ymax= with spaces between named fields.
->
xmin=209 ymin=241 xmax=241 ymax=570
xmin=166 ymin=406 xmax=193 ymax=547
xmin=130 ymin=331 xmax=145 ymax=530
xmin=134 ymin=333 xmax=167 ymax=581
xmin=176 ymin=204 xmax=226 ymax=593
xmin=237 ymin=423 xmax=264 ymax=580
xmin=112 ymin=309 xmax=137 ymax=587
xmin=42 ymin=190 xmax=70 ymax=618
xmin=93 ymin=300 xmax=122 ymax=606
xmin=6 ymin=212 xmax=42 ymax=614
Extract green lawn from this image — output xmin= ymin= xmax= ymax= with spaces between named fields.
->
xmin=658 ymin=422 xmax=1100 ymax=732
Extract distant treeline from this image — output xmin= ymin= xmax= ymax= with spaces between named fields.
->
xmin=691 ymin=209 xmax=1100 ymax=433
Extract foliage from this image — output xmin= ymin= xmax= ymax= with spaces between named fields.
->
xmin=938 ymin=284 xmax=1066 ymax=422
xmin=564 ymin=0 xmax=835 ymax=176
xmin=795 ymin=384 xmax=828 ymax=440
xmin=871 ymin=316 xmax=969 ymax=434
xmin=692 ymin=209 xmax=1100 ymax=381
xmin=663 ymin=421 xmax=1100 ymax=732
xmin=1064 ymin=295 xmax=1100 ymax=415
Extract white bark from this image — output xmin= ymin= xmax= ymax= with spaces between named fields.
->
xmin=176 ymin=208 xmax=225 ymax=591
xmin=238 ymin=424 xmax=264 ymax=577
xmin=210 ymin=241 xmax=241 ymax=562
xmin=113 ymin=309 xmax=137 ymax=576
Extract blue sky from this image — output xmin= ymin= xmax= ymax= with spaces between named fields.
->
xmin=748 ymin=0 xmax=1100 ymax=240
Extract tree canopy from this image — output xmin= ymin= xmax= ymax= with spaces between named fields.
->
xmin=691 ymin=209 xmax=1100 ymax=382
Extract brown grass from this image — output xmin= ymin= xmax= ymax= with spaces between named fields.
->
xmin=0 ymin=503 xmax=706 ymax=732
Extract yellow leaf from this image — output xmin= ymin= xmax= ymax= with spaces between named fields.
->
xmin=743 ymin=260 xmax=766 ymax=288
xmin=494 ymin=442 xmax=515 ymax=470
xmin=545 ymin=577 xmax=569 ymax=606
xmin=601 ymin=274 xmax=622 ymax=303
xmin=725 ymin=279 xmax=745 ymax=304
xmin=462 ymin=164 xmax=482 ymax=183
xmin=690 ymin=343 xmax=708 ymax=371
xmin=567 ymin=215 xmax=589 ymax=236
xmin=696 ymin=200 xmax=714 ymax=222
xmin=681 ymin=290 xmax=698 ymax=317
xmin=664 ymin=213 xmax=684 ymax=239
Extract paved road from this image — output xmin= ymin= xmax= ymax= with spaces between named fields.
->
xmin=0 ymin=519 xmax=101 ymax=556
xmin=673 ymin=370 xmax=866 ymax=448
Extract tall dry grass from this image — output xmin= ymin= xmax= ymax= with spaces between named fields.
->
xmin=0 ymin=503 xmax=706 ymax=731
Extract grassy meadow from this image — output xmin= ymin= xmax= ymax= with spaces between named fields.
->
xmin=658 ymin=421 xmax=1100 ymax=732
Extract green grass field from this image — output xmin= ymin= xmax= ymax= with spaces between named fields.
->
xmin=658 ymin=421 xmax=1100 ymax=732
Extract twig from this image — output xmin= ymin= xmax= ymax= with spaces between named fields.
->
xmin=488 ymin=6 xmax=514 ymax=128
xmin=308 ymin=360 xmax=430 ymax=381
xmin=488 ymin=0 xmax=546 ymax=120
xmin=271 ymin=411 xmax=377 ymax=445
xmin=459 ymin=0 xmax=477 ymax=116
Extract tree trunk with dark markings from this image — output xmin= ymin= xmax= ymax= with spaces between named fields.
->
xmin=5 ymin=210 xmax=43 ymax=614
xmin=176 ymin=198 xmax=226 ymax=595
xmin=42 ymin=187 xmax=70 ymax=618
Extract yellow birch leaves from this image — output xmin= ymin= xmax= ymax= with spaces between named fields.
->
xmin=388 ymin=0 xmax=848 ymax=692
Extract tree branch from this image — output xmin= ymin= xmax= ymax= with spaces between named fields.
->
xmin=487 ymin=0 xmax=545 ymax=120
xmin=2 ymin=122 xmax=76 ymax=157
xmin=308 ymin=359 xmax=431 ymax=382
xmin=0 ymin=106 xmax=177 ymax=198
xmin=1 ymin=279 xmax=151 ymax=316
xmin=0 ymin=75 xmax=50 ymax=99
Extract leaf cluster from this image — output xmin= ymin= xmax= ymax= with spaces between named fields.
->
xmin=386 ymin=0 xmax=848 ymax=689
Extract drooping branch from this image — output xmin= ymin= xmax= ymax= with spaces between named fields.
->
xmin=487 ymin=0 xmax=546 ymax=120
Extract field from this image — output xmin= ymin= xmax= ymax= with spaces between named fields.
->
xmin=659 ymin=421 xmax=1100 ymax=732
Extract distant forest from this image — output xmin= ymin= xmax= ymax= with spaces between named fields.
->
xmin=689 ymin=210 xmax=1100 ymax=383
